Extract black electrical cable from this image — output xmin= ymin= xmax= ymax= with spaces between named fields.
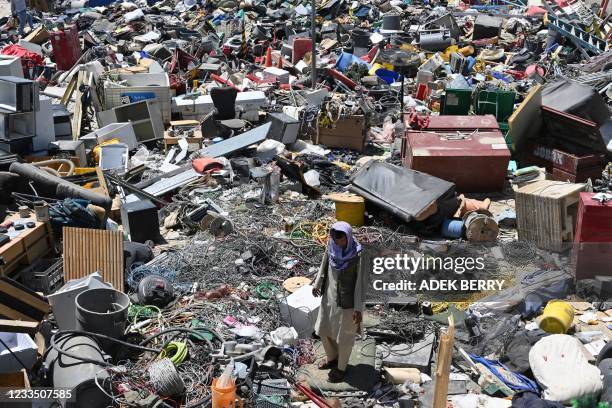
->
xmin=184 ymin=394 xmax=212 ymax=408
xmin=139 ymin=327 xmax=224 ymax=350
xmin=48 ymin=330 xmax=163 ymax=367
xmin=0 ymin=336 xmax=30 ymax=371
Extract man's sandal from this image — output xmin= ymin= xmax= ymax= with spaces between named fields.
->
xmin=317 ymin=359 xmax=338 ymax=369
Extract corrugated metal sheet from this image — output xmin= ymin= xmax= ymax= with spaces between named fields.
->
xmin=63 ymin=227 xmax=124 ymax=291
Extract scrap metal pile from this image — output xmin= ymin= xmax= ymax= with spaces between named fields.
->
xmin=0 ymin=0 xmax=611 ymax=406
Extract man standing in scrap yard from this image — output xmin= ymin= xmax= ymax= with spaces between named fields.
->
xmin=312 ymin=221 xmax=364 ymax=383
xmin=10 ymin=0 xmax=34 ymax=37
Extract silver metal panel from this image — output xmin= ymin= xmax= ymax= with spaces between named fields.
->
xmin=198 ymin=122 xmax=271 ymax=158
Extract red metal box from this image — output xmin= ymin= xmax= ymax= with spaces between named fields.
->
xmin=401 ymin=130 xmax=510 ymax=192
xmin=521 ymin=142 xmax=605 ymax=183
xmin=50 ymin=26 xmax=82 ymax=71
xmin=404 ymin=114 xmax=500 ymax=132
xmin=573 ymin=192 xmax=612 ymax=279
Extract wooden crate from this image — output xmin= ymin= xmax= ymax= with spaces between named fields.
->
xmin=163 ymin=120 xmax=203 ymax=152
xmin=0 ymin=370 xmax=31 ymax=408
xmin=0 ymin=215 xmax=53 ymax=278
xmin=515 ymin=180 xmax=586 ymax=252
xmin=317 ymin=115 xmax=366 ymax=152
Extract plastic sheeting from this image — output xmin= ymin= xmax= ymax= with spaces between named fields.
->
xmin=529 ymin=334 xmax=603 ymax=403
xmin=542 ymin=78 xmax=610 ymax=127
xmin=470 ymin=269 xmax=572 ymax=315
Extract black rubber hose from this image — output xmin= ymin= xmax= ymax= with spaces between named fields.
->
xmin=139 ymin=327 xmax=222 ymax=352
xmin=0 ymin=336 xmax=30 ymax=371
xmin=9 ymin=162 xmax=111 ymax=210
xmin=49 ymin=330 xmax=162 ymax=367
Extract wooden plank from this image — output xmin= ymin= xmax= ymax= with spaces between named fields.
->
xmin=508 ymin=83 xmax=542 ymax=152
xmin=62 ymin=227 xmax=124 ymax=291
xmin=433 ymin=315 xmax=455 ymax=408
xmin=71 ymin=69 xmax=87 ymax=140
xmin=0 ymin=304 xmax=34 ymax=321
xmin=0 ymin=215 xmax=50 ymax=277
xmin=60 ymin=74 xmax=78 ymax=106
xmin=0 ymin=319 xmax=39 ymax=334
xmin=95 ymin=167 xmax=110 ymax=198
xmin=0 ymin=370 xmax=30 ymax=388
xmin=0 ymin=280 xmax=51 ymax=312
xmin=88 ymin=72 xmax=103 ymax=113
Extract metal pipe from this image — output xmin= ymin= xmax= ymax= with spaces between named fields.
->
xmin=311 ymin=0 xmax=316 ymax=89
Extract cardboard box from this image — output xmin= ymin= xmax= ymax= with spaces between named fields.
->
xmin=0 ymin=370 xmax=31 ymax=408
xmin=317 ymin=115 xmax=366 ymax=152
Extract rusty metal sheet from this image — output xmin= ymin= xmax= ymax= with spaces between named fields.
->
xmin=424 ymin=114 xmax=499 ymax=131
xmin=524 ymin=142 xmax=605 ymax=174
xmin=402 ymin=130 xmax=510 ymax=192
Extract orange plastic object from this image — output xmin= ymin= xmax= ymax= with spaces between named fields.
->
xmin=212 ymin=378 xmax=243 ymax=408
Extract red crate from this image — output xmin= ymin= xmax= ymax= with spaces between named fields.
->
xmin=573 ymin=193 xmax=612 ymax=279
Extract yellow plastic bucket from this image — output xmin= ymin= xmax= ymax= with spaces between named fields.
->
xmin=330 ymin=193 xmax=365 ymax=227
xmin=539 ymin=300 xmax=574 ymax=334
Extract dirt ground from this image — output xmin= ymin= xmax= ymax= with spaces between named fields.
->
xmin=0 ymin=1 xmax=10 ymax=18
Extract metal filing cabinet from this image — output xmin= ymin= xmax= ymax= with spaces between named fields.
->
xmin=0 ymin=109 xmax=36 ymax=141
xmin=98 ymin=99 xmax=164 ymax=144
xmin=52 ymin=103 xmax=72 ymax=140
xmin=0 ymin=76 xmax=39 ymax=112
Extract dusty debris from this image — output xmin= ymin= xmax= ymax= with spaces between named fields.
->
xmin=0 ymin=0 xmax=611 ymax=406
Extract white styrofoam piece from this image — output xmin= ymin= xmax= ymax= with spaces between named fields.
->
xmin=279 ymin=284 xmax=321 ymax=338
